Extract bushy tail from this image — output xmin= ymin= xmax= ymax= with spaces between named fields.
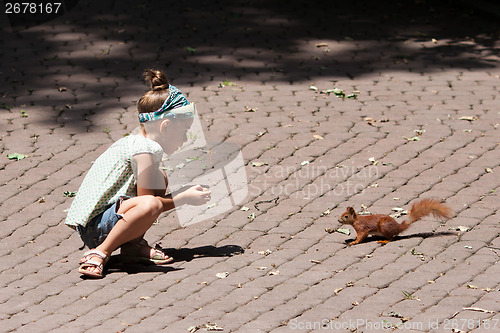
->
xmin=407 ymin=198 xmax=453 ymax=225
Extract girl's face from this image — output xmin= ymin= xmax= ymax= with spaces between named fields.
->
xmin=158 ymin=118 xmax=193 ymax=154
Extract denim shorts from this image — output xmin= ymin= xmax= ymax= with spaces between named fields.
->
xmin=77 ymin=197 xmax=129 ymax=249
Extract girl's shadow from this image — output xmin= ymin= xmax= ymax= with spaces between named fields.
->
xmin=104 ymin=245 xmax=244 ymax=275
xmin=163 ymin=244 xmax=244 ymax=263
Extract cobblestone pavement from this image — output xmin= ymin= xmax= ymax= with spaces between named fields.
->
xmin=1 ymin=0 xmax=499 ymax=332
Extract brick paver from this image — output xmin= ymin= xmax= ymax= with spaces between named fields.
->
xmin=1 ymin=0 xmax=499 ymax=332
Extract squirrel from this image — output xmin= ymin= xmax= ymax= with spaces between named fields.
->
xmin=338 ymin=198 xmax=453 ymax=245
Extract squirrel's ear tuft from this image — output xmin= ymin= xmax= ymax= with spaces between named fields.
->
xmin=347 ymin=207 xmax=355 ymax=214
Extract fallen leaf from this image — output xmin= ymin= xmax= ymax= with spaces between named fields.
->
xmin=411 ymin=248 xmax=424 ymax=256
xmin=240 ymin=206 xmax=250 ymax=211
xmin=414 ymin=129 xmax=425 ymax=136
xmin=257 ymin=266 xmax=267 ymax=270
xmin=7 ymin=153 xmax=27 ymax=161
xmin=244 ymin=106 xmax=257 ymax=112
xmin=313 ymin=135 xmax=324 ymax=140
xmin=462 ymin=307 xmax=494 ymax=313
xmin=301 ymin=160 xmax=310 ymax=166
xmin=140 ymin=296 xmax=151 ymax=300
xmin=63 ymin=191 xmax=77 ymax=197
xmin=459 ymin=116 xmax=478 ymax=122
xmin=268 ymin=270 xmax=280 ymax=276
xmin=251 ymin=162 xmax=268 ymax=167
xmin=309 ymin=85 xmax=319 ymax=91
xmin=258 ymin=249 xmax=272 ymax=256
xmin=450 ymin=226 xmax=470 ymax=232
xmin=364 ymin=117 xmax=377 ymax=126
xmin=315 ymin=43 xmax=329 ymax=47
xmin=216 ymin=272 xmax=229 ymax=279
xmin=404 ymin=136 xmax=420 ymax=141
xmin=485 ymin=168 xmax=493 ymax=173
xmin=310 ymin=260 xmax=322 ymax=264
xmin=334 ymin=287 xmax=343 ymax=295
xmin=336 ymin=228 xmax=350 ymax=235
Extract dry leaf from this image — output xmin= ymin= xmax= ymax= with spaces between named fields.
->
xmin=313 ymin=135 xmax=324 ymax=140
xmin=462 ymin=307 xmax=494 ymax=313
xmin=459 ymin=116 xmax=478 ymax=122
xmin=334 ymin=288 xmax=343 ymax=295
xmin=188 ymin=323 xmax=224 ymax=332
xmin=244 ymin=106 xmax=257 ymax=112
xmin=258 ymin=249 xmax=272 ymax=256
xmin=450 ymin=226 xmax=470 ymax=232
xmin=269 ymin=270 xmax=280 ymax=276
xmin=321 ymin=209 xmax=331 ymax=216
xmin=216 ymin=272 xmax=229 ymax=279
xmin=251 ymin=162 xmax=268 ymax=167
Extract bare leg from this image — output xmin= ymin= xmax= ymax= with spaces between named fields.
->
xmin=81 ymin=195 xmax=163 ymax=275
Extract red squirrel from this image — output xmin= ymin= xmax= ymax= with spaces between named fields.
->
xmin=338 ymin=198 xmax=453 ymax=245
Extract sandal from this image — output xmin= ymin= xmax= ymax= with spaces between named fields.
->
xmin=78 ymin=249 xmax=109 ymax=278
xmin=120 ymin=239 xmax=173 ymax=265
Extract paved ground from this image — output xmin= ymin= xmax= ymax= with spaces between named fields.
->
xmin=1 ymin=0 xmax=499 ymax=332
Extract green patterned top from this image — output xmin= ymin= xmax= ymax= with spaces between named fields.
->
xmin=65 ymin=134 xmax=163 ymax=228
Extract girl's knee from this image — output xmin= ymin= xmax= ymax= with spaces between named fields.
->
xmin=140 ymin=195 xmax=163 ymax=215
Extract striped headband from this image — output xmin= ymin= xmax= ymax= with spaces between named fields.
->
xmin=138 ymin=85 xmax=193 ymax=123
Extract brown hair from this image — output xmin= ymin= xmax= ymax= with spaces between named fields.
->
xmin=137 ymin=69 xmax=170 ymax=115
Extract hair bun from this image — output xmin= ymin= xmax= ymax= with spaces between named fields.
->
xmin=144 ymin=69 xmax=169 ymax=91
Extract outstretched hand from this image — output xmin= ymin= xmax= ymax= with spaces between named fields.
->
xmin=173 ymin=185 xmax=211 ymax=206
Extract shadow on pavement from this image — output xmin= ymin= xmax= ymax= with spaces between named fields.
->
xmin=81 ymin=244 xmax=244 ymax=278
xmin=344 ymin=231 xmax=458 ymax=245
xmin=163 ymin=244 xmax=245 ymax=263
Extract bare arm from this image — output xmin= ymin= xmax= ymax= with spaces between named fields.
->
xmin=134 ymin=154 xmax=211 ymax=212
